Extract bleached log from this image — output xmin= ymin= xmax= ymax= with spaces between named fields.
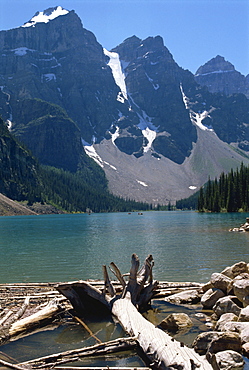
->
xmin=8 ymin=299 xmax=62 ymax=337
xmin=112 ymin=294 xmax=213 ymax=370
xmin=19 ymin=337 xmax=137 ymax=369
xmin=109 ymin=262 xmax=126 ymax=289
xmin=103 ymin=265 xmax=116 ymax=297
xmin=0 ymin=358 xmax=30 ymax=370
xmin=0 ymin=310 xmax=14 ymax=326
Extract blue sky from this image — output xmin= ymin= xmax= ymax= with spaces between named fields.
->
xmin=0 ymin=0 xmax=248 ymax=76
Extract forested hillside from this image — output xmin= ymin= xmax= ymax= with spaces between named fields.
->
xmin=0 ymin=116 xmax=151 ymax=213
xmin=198 ymin=163 xmax=249 ymax=212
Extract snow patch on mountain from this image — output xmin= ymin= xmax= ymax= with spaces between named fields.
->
xmin=103 ymin=48 xmax=127 ymax=103
xmin=110 ymin=125 xmax=120 ymax=145
xmin=11 ymin=47 xmax=35 ymax=56
xmin=142 ymin=127 xmax=157 ymax=153
xmin=180 ymin=84 xmax=214 ymax=132
xmin=22 ymin=6 xmax=69 ymax=27
xmin=41 ymin=73 xmax=56 ymax=82
xmin=136 ymin=180 xmax=148 ymax=187
xmin=195 ymin=70 xmax=234 ymax=77
xmin=82 ymin=139 xmax=117 ymax=171
xmin=82 ymin=139 xmax=104 ymax=168
xmin=145 ymin=72 xmax=159 ymax=90
xmin=128 ymin=94 xmax=158 ymax=152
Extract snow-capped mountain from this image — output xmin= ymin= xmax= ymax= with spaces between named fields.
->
xmin=0 ymin=6 xmax=249 ymax=204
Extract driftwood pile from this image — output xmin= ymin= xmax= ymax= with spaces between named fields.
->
xmin=0 ymin=255 xmax=248 ymax=370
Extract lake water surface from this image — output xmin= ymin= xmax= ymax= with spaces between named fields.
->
xmin=1 ymin=211 xmax=249 ymax=367
xmin=1 ymin=211 xmax=249 ymax=284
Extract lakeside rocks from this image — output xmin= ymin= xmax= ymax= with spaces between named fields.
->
xmin=159 ymin=261 xmax=249 ymax=369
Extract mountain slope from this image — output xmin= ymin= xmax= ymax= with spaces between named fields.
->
xmin=0 ymin=193 xmax=37 ymax=216
xmin=0 ymin=7 xmax=249 ymax=205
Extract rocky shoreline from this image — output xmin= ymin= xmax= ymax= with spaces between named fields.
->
xmin=1 ymin=261 xmax=249 ymax=369
xmin=161 ymin=261 xmax=249 ymax=369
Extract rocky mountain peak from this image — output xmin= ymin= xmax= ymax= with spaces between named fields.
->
xmin=195 ymin=55 xmax=249 ymax=98
xmin=22 ymin=6 xmax=69 ymax=28
xmin=195 ymin=55 xmax=235 ymax=76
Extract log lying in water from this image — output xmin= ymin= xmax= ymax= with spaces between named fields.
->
xmin=56 ymin=254 xmax=213 ymax=370
xmin=19 ymin=337 xmax=137 ymax=369
xmin=0 ymin=297 xmax=63 ymax=344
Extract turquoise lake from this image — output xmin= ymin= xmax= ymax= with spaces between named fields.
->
xmin=1 ymin=211 xmax=249 ymax=284
xmin=1 ymin=211 xmax=249 ymax=367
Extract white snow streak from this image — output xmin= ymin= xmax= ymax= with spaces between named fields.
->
xmin=11 ymin=47 xmax=35 ymax=56
xmin=180 ymin=84 xmax=214 ymax=132
xmin=128 ymin=94 xmax=158 ymax=152
xmin=145 ymin=72 xmax=159 ymax=90
xmin=103 ymin=48 xmax=127 ymax=102
xmin=22 ymin=6 xmax=69 ymax=27
xmin=142 ymin=127 xmax=157 ymax=153
xmin=136 ymin=180 xmax=148 ymax=187
xmin=82 ymin=139 xmax=117 ymax=170
xmin=42 ymin=73 xmax=56 ymax=82
xmin=82 ymin=139 xmax=104 ymax=168
xmin=195 ymin=70 xmax=233 ymax=77
xmin=110 ymin=126 xmax=120 ymax=145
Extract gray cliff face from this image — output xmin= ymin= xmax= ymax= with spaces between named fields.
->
xmin=112 ymin=35 xmax=197 ymax=163
xmin=195 ymin=55 xmax=249 ymax=98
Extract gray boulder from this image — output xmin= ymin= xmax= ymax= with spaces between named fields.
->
xmin=215 ymin=313 xmax=238 ymax=331
xmin=212 ymin=350 xmax=244 ymax=370
xmin=213 ymin=296 xmax=241 ymax=317
xmin=164 ymin=289 xmax=201 ymax=305
xmin=201 ymin=288 xmax=225 ymax=309
xmin=220 ymin=321 xmax=249 ymax=343
xmin=192 ymin=331 xmax=220 ymax=355
xmin=159 ymin=313 xmax=193 ymax=333
xmin=233 ymin=278 xmax=249 ymax=305
xmin=210 ymin=273 xmax=233 ymax=294
xmin=221 ymin=261 xmax=248 ymax=279
xmin=207 ymin=332 xmax=242 ymax=354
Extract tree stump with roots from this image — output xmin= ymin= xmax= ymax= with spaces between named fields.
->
xmin=56 ymin=254 xmax=214 ymax=370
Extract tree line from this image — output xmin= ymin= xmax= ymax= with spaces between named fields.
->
xmin=198 ymin=163 xmax=249 ymax=212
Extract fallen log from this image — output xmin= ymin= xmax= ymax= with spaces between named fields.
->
xmin=0 ymin=298 xmax=63 ymax=345
xmin=9 ymin=299 xmax=62 ymax=337
xmin=56 ymin=254 xmax=214 ymax=370
xmin=19 ymin=337 xmax=137 ymax=369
